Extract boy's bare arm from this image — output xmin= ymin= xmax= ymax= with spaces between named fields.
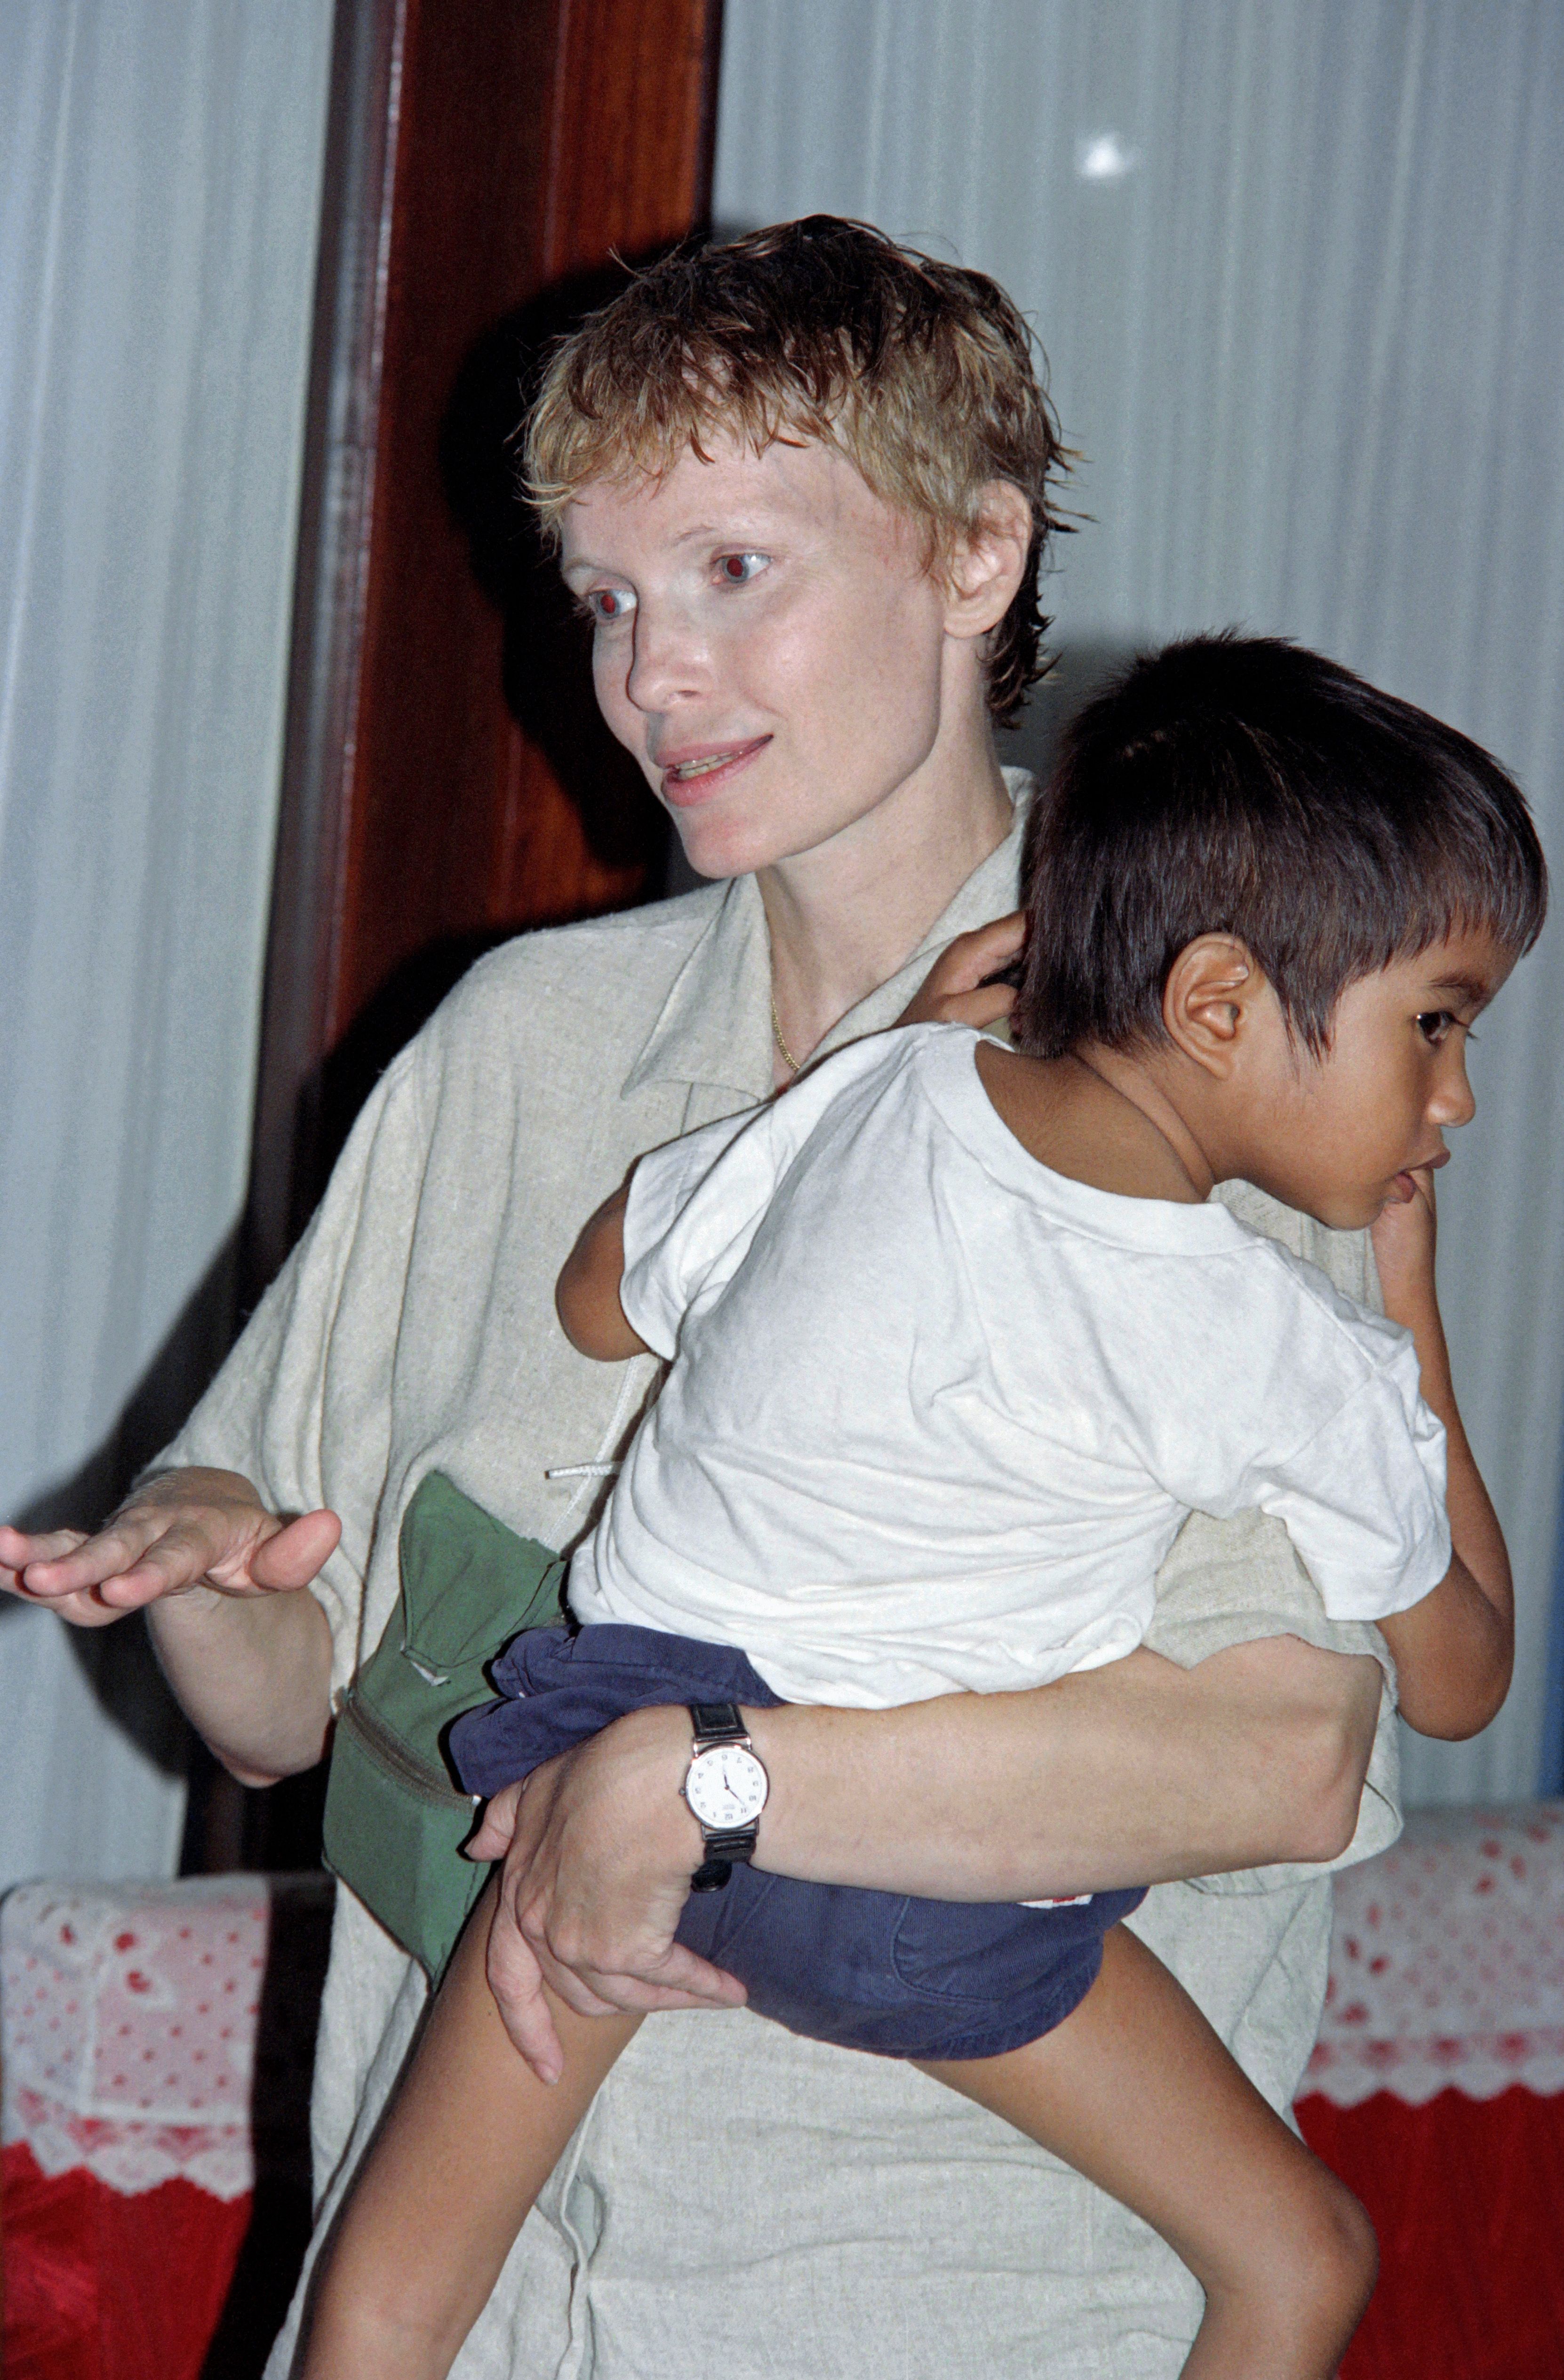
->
xmin=1377 ymin=1549 xmax=1510 ymax=1740
xmin=1371 ymin=1177 xmax=1514 ymax=1740
xmin=555 ymin=1182 xmax=650 ymax=1362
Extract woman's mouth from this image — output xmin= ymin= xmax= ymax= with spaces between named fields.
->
xmin=658 ymin=737 xmax=771 ymax=804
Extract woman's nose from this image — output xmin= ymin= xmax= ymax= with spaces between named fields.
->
xmin=624 ymin=601 xmax=707 ymax=712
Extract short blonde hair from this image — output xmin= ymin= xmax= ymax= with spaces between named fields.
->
xmin=524 ymin=217 xmax=1070 ymax=723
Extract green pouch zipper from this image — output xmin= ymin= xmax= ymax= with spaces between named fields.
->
xmin=322 ymin=1470 xmax=566 ymax=1981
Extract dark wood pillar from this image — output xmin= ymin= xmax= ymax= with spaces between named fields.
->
xmin=249 ymin=0 xmax=725 ymax=1291
xmin=210 ymin=0 xmax=723 ymax=1878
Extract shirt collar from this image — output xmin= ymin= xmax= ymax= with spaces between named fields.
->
xmin=620 ymin=874 xmax=775 ymax=1102
xmin=621 ymin=767 xmax=1035 ymax=1099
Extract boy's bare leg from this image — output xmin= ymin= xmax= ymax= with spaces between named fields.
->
xmin=303 ymin=1877 xmax=640 ymax=2380
xmin=919 ymin=1925 xmax=1375 ymax=2379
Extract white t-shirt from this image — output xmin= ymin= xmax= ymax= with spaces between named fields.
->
xmin=568 ymin=1025 xmax=1450 ymax=1708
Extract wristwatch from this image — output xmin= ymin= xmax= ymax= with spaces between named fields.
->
xmin=682 ymin=1701 xmax=769 ymax=1891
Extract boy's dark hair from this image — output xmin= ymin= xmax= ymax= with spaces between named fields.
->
xmin=1016 ymin=635 xmax=1548 ymax=1058
xmin=525 ymin=216 xmax=1070 ymax=723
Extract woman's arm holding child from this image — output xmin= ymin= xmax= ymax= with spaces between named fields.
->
xmin=1371 ymin=1170 xmax=1513 ymax=1740
xmin=475 ymin=1637 xmax=1380 ymax=2076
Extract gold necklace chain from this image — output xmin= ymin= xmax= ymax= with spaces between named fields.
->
xmin=769 ymin=991 xmax=804 ymax=1078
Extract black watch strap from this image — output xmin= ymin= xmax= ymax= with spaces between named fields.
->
xmin=687 ymin=1703 xmax=760 ymax=1893
xmin=689 ymin=1831 xmax=757 ymax=1893
xmin=689 ymin=1700 xmax=748 ymax=1744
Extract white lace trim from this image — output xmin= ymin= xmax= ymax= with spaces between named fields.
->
xmin=1303 ymin=1801 xmax=1564 ymax=2108
xmin=2 ymin=1877 xmax=269 ymax=2201
xmin=8 ymin=2080 xmax=253 ymax=2201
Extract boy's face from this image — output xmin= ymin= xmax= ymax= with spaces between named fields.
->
xmin=1244 ymin=925 xmax=1514 ymax=1230
xmin=558 ymin=433 xmax=964 ymax=880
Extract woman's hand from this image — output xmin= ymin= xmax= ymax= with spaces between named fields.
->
xmin=468 ymin=1704 xmax=747 ymax=2084
xmin=0 ymin=1467 xmax=342 ymax=1628
xmin=2 ymin=1467 xmax=339 ymax=1784
xmin=897 ymin=911 xmax=1025 ymax=1033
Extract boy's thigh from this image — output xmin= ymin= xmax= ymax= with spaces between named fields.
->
xmin=1125 ymin=1874 xmax=1334 ymax=2117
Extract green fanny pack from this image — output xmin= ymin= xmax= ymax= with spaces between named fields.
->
xmin=321 ymin=1470 xmax=566 ymax=1981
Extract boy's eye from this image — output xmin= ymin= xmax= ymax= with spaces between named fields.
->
xmin=581 ymin=586 xmax=635 ymax=625
xmin=714 ymin=551 xmax=768 ymax=586
xmin=1416 ymin=1011 xmax=1455 ymax=1045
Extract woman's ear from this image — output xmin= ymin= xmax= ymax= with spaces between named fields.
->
xmin=1162 ymin=935 xmax=1268 ymax=1077
xmin=942 ymin=482 xmax=1033 ymax=640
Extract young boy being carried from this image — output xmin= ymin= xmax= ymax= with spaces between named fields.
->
xmin=303 ymin=632 xmax=1545 ymax=2379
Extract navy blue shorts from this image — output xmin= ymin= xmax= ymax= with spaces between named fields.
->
xmin=449 ymin=1622 xmax=1145 ymax=2063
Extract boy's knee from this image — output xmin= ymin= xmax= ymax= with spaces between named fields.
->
xmin=1308 ymin=2177 xmax=1378 ymax=2317
xmin=1255 ymin=2170 xmax=1378 ymax=2346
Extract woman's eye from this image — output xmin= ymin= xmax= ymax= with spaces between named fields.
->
xmin=714 ymin=551 xmax=768 ymax=586
xmin=582 ymin=587 xmax=635 ymax=624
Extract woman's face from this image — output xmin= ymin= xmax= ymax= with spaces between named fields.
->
xmin=558 ymin=434 xmax=963 ymax=880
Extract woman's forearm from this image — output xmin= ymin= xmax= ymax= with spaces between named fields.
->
xmin=148 ymin=1582 xmax=335 ymax=1784
xmin=743 ymin=1638 xmax=1383 ymax=1900
xmin=479 ymin=1633 xmax=1384 ymax=2046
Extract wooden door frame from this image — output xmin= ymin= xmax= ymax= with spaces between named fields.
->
xmin=204 ymin=0 xmax=723 ymax=1875
xmin=246 ymin=0 xmax=724 ymax=1301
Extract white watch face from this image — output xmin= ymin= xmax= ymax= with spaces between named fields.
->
xmin=686 ymin=1742 xmax=768 ymax=1831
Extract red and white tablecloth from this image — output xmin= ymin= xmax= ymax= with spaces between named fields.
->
xmin=4 ymin=1815 xmax=1563 ymax=2379
xmin=2 ymin=1872 xmax=328 ymax=2380
xmin=1297 ymin=1800 xmax=1564 ymax=2380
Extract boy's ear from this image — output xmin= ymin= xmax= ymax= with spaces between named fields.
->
xmin=942 ymin=482 xmax=1032 ymax=640
xmin=1162 ymin=936 xmax=1267 ymax=1077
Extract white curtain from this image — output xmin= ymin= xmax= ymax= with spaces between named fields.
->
xmin=0 ymin=1 xmax=334 ymax=1887
xmin=713 ymin=0 xmax=1564 ymax=1805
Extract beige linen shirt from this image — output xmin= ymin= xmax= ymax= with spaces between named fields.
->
xmin=165 ymin=780 xmax=1399 ymax=2380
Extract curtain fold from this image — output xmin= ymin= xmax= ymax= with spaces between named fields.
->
xmin=714 ymin=0 xmax=1564 ymax=1804
xmin=0 ymin=0 xmax=335 ymax=1887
